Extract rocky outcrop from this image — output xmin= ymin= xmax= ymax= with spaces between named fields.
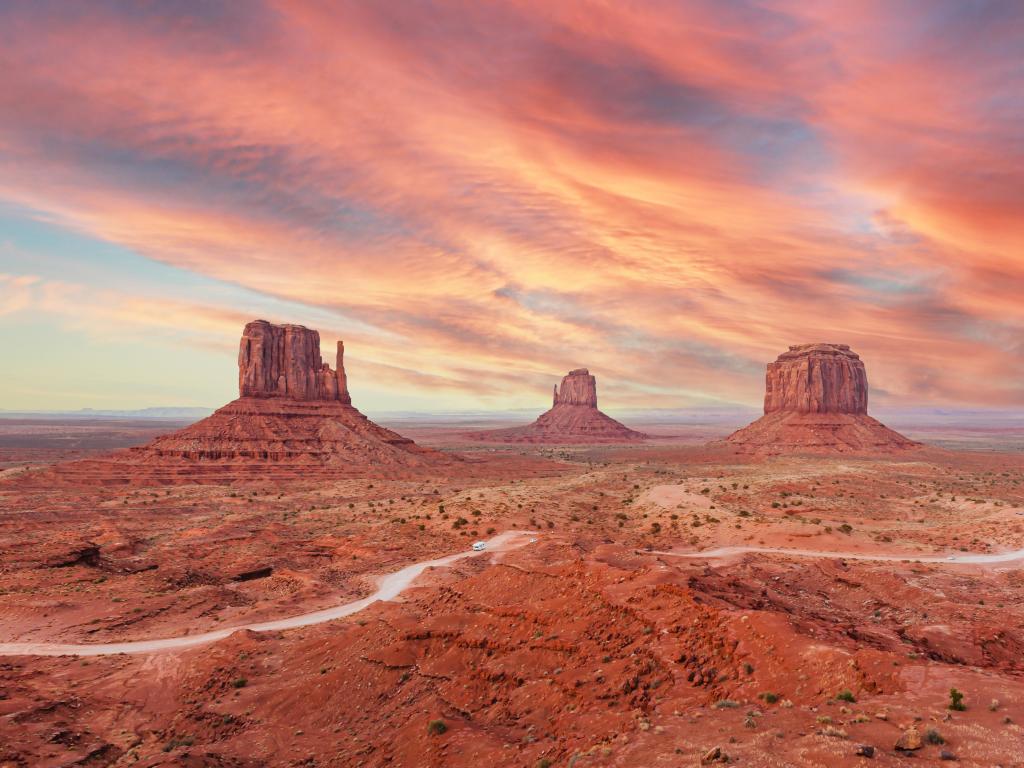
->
xmin=239 ymin=320 xmax=350 ymax=403
xmin=726 ymin=343 xmax=917 ymax=454
xmin=471 ymin=368 xmax=646 ymax=444
xmin=764 ymin=344 xmax=867 ymax=414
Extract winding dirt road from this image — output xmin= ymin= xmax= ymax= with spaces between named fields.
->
xmin=4 ymin=533 xmax=1020 ymax=658
xmin=647 ymin=544 xmax=1024 ymax=564
xmin=0 ymin=530 xmax=538 ymax=658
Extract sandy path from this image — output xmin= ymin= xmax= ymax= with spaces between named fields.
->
xmin=647 ymin=544 xmax=1024 ymax=565
xmin=0 ymin=530 xmax=538 ymax=657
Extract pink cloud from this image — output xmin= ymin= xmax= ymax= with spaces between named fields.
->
xmin=0 ymin=1 xmax=1020 ymax=408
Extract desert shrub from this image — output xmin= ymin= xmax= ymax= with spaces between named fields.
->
xmin=759 ymin=692 xmax=780 ymax=704
xmin=925 ymin=728 xmax=945 ymax=745
xmin=949 ymin=688 xmax=966 ymax=711
xmin=232 ymin=678 xmax=247 ymax=689
xmin=162 ymin=737 xmax=194 ymax=752
xmin=713 ymin=699 xmax=740 ymax=709
xmin=427 ymin=719 xmax=447 ymax=735
xmin=836 ymin=689 xmax=856 ymax=703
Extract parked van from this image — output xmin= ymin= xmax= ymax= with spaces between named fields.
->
xmin=472 ymin=541 xmax=487 ymax=551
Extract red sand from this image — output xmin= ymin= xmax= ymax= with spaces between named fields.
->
xmin=2 ymin=419 xmax=1024 ymax=766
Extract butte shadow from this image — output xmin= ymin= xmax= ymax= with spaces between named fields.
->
xmin=467 ymin=368 xmax=647 ymax=444
xmin=722 ymin=343 xmax=919 ymax=455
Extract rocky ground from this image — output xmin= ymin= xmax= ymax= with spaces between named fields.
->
xmin=1 ymin=423 xmax=1023 ymax=766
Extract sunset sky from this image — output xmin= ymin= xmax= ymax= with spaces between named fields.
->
xmin=1 ymin=1 xmax=1021 ymax=412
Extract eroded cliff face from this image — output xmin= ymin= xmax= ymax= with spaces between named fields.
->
xmin=238 ymin=320 xmax=350 ymax=403
xmin=764 ymin=344 xmax=867 ymax=415
xmin=553 ymin=368 xmax=598 ymax=407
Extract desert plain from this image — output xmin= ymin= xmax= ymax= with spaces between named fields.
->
xmin=2 ymin=403 xmax=1024 ymax=767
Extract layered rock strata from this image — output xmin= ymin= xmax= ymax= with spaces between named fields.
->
xmin=726 ymin=343 xmax=917 ymax=454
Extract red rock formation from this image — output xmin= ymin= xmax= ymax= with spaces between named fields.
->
xmin=239 ymin=320 xmax=350 ymax=403
xmin=553 ymin=368 xmax=598 ymax=407
xmin=764 ymin=344 xmax=867 ymax=414
xmin=726 ymin=343 xmax=917 ymax=454
xmin=36 ymin=321 xmax=451 ymax=482
xmin=471 ymin=368 xmax=646 ymax=444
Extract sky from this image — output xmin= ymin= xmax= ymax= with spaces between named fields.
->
xmin=0 ymin=0 xmax=1022 ymax=413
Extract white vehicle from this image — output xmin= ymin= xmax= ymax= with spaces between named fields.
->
xmin=472 ymin=541 xmax=487 ymax=551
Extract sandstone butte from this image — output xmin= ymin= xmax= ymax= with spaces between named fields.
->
xmin=471 ymin=368 xmax=647 ymax=444
xmin=28 ymin=321 xmax=451 ymax=484
xmin=725 ymin=343 xmax=918 ymax=454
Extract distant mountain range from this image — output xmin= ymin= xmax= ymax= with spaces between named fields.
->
xmin=0 ymin=407 xmax=214 ymax=420
xmin=1 ymin=405 xmax=1021 ymax=429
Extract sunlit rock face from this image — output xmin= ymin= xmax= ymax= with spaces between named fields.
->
xmin=764 ymin=344 xmax=867 ymax=415
xmin=238 ymin=320 xmax=350 ymax=404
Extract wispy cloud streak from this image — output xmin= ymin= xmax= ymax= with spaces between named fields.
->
xmin=0 ymin=0 xmax=1021 ymax=408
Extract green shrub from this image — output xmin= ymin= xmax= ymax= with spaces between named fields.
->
xmin=836 ymin=689 xmax=856 ymax=703
xmin=949 ymin=688 xmax=966 ymax=711
xmin=162 ymin=737 xmax=194 ymax=752
xmin=427 ymin=719 xmax=447 ymax=735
